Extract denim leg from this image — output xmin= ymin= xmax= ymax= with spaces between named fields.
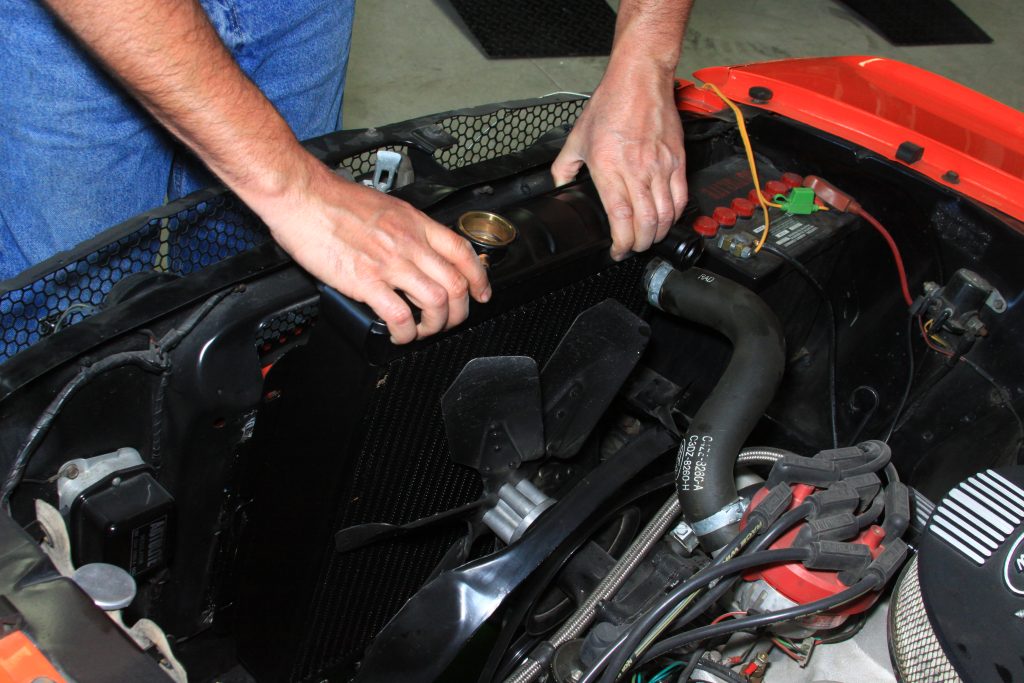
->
xmin=170 ymin=0 xmax=355 ymax=199
xmin=0 ymin=0 xmax=176 ymax=280
xmin=0 ymin=0 xmax=355 ymax=279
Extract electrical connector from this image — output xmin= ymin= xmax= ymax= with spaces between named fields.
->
xmin=803 ymin=175 xmax=862 ymax=213
xmin=803 ymin=540 xmax=873 ymax=572
xmin=718 ymin=231 xmax=756 ymax=259
xmin=840 ymin=539 xmax=909 ymax=586
xmin=881 ymin=482 xmax=911 ymax=540
xmin=746 ymin=483 xmax=794 ymax=529
xmin=773 ymin=187 xmax=821 ymax=215
xmin=806 ymin=483 xmax=860 ymax=518
xmin=795 ymin=513 xmax=861 ymax=546
xmin=843 ymin=473 xmax=882 ymax=510
xmin=818 ymin=445 xmax=872 ymax=469
xmin=765 ymin=454 xmax=840 ymax=487
xmin=836 ymin=441 xmax=892 ymax=478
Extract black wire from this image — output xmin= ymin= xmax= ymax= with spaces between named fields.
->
xmin=584 ymin=548 xmax=809 ymax=683
xmin=845 ymin=386 xmax=879 ymax=446
xmin=842 ymin=446 xmax=892 ymax=477
xmin=759 ymin=242 xmax=839 ymax=449
xmin=0 ymin=350 xmax=168 ymax=510
xmin=815 ymin=611 xmax=867 ymax=644
xmin=958 ymin=355 xmax=1024 ymax=460
xmin=586 ymin=525 xmax=767 ymax=683
xmin=662 ymin=505 xmax=815 ymax=637
xmin=638 ymin=578 xmax=880 ymax=666
xmin=674 ymin=647 xmax=705 ymax=683
xmin=691 ymin=660 xmax=746 ymax=683
xmin=0 ymin=287 xmax=237 ymax=510
xmin=588 ymin=505 xmax=813 ymax=683
xmin=883 ymin=313 xmax=916 ymax=443
xmin=856 ymin=495 xmax=885 ymax=529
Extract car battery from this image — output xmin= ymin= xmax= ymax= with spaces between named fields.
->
xmin=687 ymin=155 xmax=858 ymax=286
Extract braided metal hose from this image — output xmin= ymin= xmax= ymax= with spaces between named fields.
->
xmin=503 ymin=494 xmax=681 ymax=683
xmin=736 ymin=447 xmax=794 ymax=466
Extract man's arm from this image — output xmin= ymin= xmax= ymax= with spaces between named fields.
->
xmin=40 ymin=0 xmax=490 ymax=344
xmin=552 ymin=0 xmax=693 ymax=260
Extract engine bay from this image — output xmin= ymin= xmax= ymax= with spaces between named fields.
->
xmin=1 ymin=77 xmax=1023 ymax=683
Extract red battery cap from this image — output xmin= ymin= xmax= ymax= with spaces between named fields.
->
xmin=781 ymin=172 xmax=804 ymax=189
xmin=693 ymin=215 xmax=719 ymax=238
xmin=764 ymin=180 xmax=788 ymax=198
xmin=712 ymin=206 xmax=738 ymax=227
xmin=747 ymin=188 xmax=763 ymax=205
xmin=730 ymin=197 xmax=755 ymax=218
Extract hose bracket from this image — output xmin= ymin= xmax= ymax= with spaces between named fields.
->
xmin=691 ymin=497 xmax=747 ymax=537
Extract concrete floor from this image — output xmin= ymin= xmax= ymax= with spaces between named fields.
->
xmin=342 ymin=0 xmax=1024 ymax=129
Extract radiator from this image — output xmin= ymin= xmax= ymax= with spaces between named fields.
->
xmin=234 ymin=257 xmax=648 ymax=682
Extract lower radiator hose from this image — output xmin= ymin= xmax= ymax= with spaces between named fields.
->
xmin=645 ymin=259 xmax=786 ymax=551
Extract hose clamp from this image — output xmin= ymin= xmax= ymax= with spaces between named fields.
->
xmin=645 ymin=260 xmax=675 ymax=309
xmin=691 ymin=498 xmax=747 ymax=537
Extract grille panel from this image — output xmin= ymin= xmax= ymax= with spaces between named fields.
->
xmin=0 ymin=98 xmax=586 ymax=365
xmin=433 ymin=99 xmax=584 ymax=170
xmin=290 ymin=258 xmax=647 ymax=681
xmin=1 ymin=195 xmax=267 ymax=362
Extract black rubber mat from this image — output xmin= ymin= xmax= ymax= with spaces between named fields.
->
xmin=447 ymin=0 xmax=617 ymax=59
xmin=838 ymin=0 xmax=992 ymax=46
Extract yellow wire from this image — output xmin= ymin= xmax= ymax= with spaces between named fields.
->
xmin=702 ymin=82 xmax=779 ymax=253
xmin=923 ymin=320 xmax=951 ymax=348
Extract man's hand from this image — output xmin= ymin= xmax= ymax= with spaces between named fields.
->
xmin=551 ymin=0 xmax=693 ymax=261
xmin=251 ymin=160 xmax=490 ymax=344
xmin=552 ymin=65 xmax=686 ymax=260
xmin=41 ymin=0 xmax=490 ymax=344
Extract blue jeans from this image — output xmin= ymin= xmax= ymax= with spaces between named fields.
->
xmin=0 ymin=0 xmax=354 ymax=280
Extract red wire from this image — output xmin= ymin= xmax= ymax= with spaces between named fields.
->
xmin=771 ymin=638 xmax=804 ymax=662
xmin=917 ymin=317 xmax=955 ymax=357
xmin=712 ymin=614 xmax=745 ymax=626
xmin=853 ymin=207 xmax=914 ymax=307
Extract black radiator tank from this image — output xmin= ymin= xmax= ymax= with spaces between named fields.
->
xmin=232 ymin=185 xmax=655 ymax=682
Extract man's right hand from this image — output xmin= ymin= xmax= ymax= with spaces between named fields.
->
xmin=253 ymin=160 xmax=492 ymax=345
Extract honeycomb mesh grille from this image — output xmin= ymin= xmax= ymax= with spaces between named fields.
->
xmin=290 ymin=258 xmax=647 ymax=682
xmin=0 ymin=98 xmax=586 ymax=365
xmin=1 ymin=194 xmax=268 ymax=363
xmin=255 ymin=297 xmax=319 ymax=356
xmin=336 ymin=145 xmax=409 ymax=178
xmin=433 ymin=99 xmax=585 ymax=170
xmin=889 ymin=555 xmax=961 ymax=683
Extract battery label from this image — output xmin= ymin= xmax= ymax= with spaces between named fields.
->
xmin=753 ymin=214 xmax=819 ymax=248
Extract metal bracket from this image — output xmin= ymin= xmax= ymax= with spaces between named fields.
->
xmin=986 ymin=288 xmax=1007 ymax=313
xmin=56 ymin=447 xmax=144 ymax=515
xmin=364 ymin=149 xmax=404 ymax=192
xmin=669 ymin=519 xmax=699 ymax=554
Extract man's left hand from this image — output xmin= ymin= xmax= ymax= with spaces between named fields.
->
xmin=551 ymin=64 xmax=687 ymax=261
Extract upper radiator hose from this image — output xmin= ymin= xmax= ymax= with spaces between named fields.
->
xmin=645 ymin=259 xmax=786 ymax=551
